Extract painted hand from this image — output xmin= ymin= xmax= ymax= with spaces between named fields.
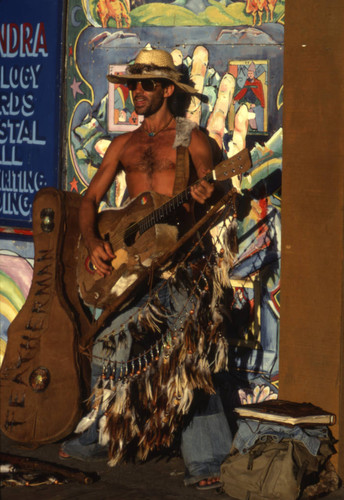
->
xmin=172 ymin=46 xmax=249 ymax=160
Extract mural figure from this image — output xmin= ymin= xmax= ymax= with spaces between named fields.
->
xmin=234 ymin=61 xmax=265 ymax=131
xmin=97 ymin=0 xmax=131 ymax=28
xmin=108 ymin=65 xmax=143 ymax=131
xmin=245 ymin=0 xmax=279 ymax=25
xmin=129 ymin=0 xmax=143 ymax=6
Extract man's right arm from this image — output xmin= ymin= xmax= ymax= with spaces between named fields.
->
xmin=79 ymin=133 xmax=129 ymax=276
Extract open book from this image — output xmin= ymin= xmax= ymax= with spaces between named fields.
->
xmin=234 ymin=399 xmax=336 ymax=426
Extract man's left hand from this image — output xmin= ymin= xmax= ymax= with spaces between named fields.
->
xmin=190 ymin=179 xmax=214 ymax=204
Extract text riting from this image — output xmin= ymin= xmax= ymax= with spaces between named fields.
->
xmin=1 ymin=169 xmax=46 ymax=193
xmin=0 ymin=169 xmax=47 ymax=216
xmin=0 ymin=23 xmax=48 ymax=58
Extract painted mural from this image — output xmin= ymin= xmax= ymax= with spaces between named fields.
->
xmin=80 ymin=0 xmax=284 ymax=28
xmin=0 ymin=0 xmax=284 ymax=403
xmin=63 ymin=0 xmax=284 ymax=398
xmin=0 ymin=238 xmax=34 ymax=366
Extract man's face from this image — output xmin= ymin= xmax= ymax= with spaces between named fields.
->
xmin=247 ymin=70 xmax=255 ymax=81
xmin=128 ymin=79 xmax=167 ymax=117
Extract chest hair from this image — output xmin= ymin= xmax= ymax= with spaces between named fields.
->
xmin=136 ymin=144 xmax=174 ymax=178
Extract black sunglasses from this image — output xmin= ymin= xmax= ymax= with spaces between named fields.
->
xmin=126 ymin=79 xmax=161 ymax=92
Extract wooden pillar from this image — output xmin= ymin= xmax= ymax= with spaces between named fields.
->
xmin=279 ymin=0 xmax=344 ymax=476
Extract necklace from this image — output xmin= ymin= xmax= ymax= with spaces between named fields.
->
xmin=143 ymin=116 xmax=174 ymax=137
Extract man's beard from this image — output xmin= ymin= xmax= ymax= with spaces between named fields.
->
xmin=134 ymin=90 xmax=165 ymax=117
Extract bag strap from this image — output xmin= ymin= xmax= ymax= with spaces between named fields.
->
xmin=173 ymin=145 xmax=190 ymax=195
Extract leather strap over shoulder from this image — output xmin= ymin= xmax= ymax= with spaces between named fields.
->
xmin=173 ymin=145 xmax=189 ymax=195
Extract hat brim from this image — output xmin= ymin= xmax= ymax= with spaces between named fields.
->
xmin=107 ymin=72 xmax=200 ymax=96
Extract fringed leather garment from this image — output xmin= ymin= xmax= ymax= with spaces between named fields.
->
xmin=76 ymin=189 xmax=240 ymax=465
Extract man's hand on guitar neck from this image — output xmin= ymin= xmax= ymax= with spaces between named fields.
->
xmin=190 ymin=179 xmax=214 ymax=204
xmin=86 ymin=236 xmax=115 ymax=277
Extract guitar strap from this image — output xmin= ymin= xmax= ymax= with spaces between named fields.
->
xmin=173 ymin=146 xmax=190 ymax=195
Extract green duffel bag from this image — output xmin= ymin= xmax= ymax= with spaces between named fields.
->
xmin=220 ymin=438 xmax=334 ymax=500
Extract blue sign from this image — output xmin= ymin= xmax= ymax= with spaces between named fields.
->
xmin=0 ymin=0 xmax=64 ymax=227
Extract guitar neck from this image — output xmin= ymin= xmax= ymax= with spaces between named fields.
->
xmin=137 ymin=148 xmax=251 ymax=234
xmin=137 ymin=172 xmax=213 ymax=234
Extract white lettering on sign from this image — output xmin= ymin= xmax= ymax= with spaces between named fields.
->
xmin=0 ymin=22 xmax=50 ymax=221
xmin=0 ymin=170 xmax=47 ymax=216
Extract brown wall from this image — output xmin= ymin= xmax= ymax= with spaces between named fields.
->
xmin=280 ymin=0 xmax=344 ymax=476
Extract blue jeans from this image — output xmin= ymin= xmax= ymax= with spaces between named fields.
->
xmin=233 ymin=419 xmax=329 ymax=456
xmin=181 ymin=392 xmax=232 ymax=485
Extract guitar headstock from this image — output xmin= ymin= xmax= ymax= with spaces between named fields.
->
xmin=213 ymin=148 xmax=252 ymax=182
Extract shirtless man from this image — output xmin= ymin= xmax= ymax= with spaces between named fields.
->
xmin=80 ymin=49 xmax=214 ymax=277
xmin=62 ymin=49 xmax=232 ymax=490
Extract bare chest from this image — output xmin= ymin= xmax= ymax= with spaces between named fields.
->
xmin=120 ymin=129 xmax=177 ymax=178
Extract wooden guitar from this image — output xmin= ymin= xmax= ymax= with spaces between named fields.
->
xmin=77 ymin=148 xmax=252 ymax=309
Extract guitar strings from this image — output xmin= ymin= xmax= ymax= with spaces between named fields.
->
xmin=96 ymin=175 xmax=216 ymax=252
xmin=97 ymin=185 xmax=193 ymax=251
xmin=94 ymin=152 xmax=244 ymax=252
xmin=111 ymin=153 xmax=243 ymax=246
xmin=88 ymin=153 xmax=243 ymax=263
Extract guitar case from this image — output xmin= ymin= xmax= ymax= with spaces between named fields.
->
xmin=0 ymin=188 xmax=91 ymax=445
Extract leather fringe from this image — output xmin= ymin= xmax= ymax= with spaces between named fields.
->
xmin=89 ymin=302 xmax=228 ymax=465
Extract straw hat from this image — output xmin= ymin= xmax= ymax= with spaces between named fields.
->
xmin=107 ymin=48 xmax=199 ymax=95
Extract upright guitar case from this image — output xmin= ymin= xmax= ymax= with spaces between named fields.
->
xmin=0 ymin=188 xmax=91 ymax=445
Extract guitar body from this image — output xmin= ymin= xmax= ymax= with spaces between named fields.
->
xmin=0 ymin=188 xmax=86 ymax=444
xmin=77 ymin=192 xmax=179 ymax=308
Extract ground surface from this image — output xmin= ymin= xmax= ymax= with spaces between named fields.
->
xmin=1 ymin=433 xmax=343 ymax=499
